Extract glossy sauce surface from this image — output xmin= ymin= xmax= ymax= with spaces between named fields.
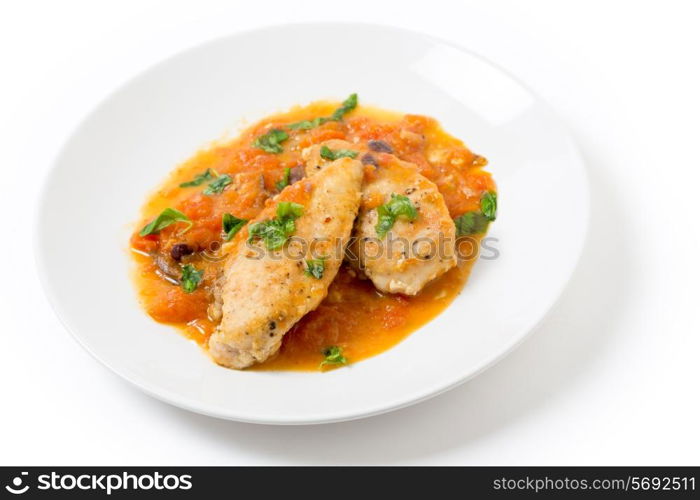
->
xmin=131 ymin=102 xmax=495 ymax=370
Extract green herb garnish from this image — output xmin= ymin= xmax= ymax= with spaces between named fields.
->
xmin=248 ymin=222 xmax=288 ymax=250
xmin=454 ymin=212 xmax=490 ymax=236
xmin=252 ymin=128 xmax=289 ymax=154
xmin=330 ymin=93 xmax=358 ymax=121
xmin=319 ymin=145 xmax=358 ymax=161
xmin=375 ymin=194 xmax=418 ymax=238
xmin=288 ymin=117 xmax=328 ymax=130
xmin=203 ymin=174 xmax=232 ymax=195
xmin=287 ymin=93 xmax=358 ymax=131
xmin=276 ymin=201 xmax=304 ymax=219
xmin=248 ymin=202 xmax=305 ymax=250
xmin=304 ymin=258 xmax=326 ymax=279
xmin=320 ymin=346 xmax=348 ymax=369
xmin=180 ymin=264 xmax=203 ymax=293
xmin=222 ymin=213 xmax=247 ymax=241
xmin=481 ymin=191 xmax=497 ymax=221
xmin=139 ymin=208 xmax=192 ymax=236
xmin=179 ymin=169 xmax=216 ymax=188
xmin=454 ymin=191 xmax=497 ymax=236
xmin=275 ymin=167 xmax=291 ymax=191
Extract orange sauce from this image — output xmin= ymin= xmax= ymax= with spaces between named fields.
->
xmin=130 ymin=100 xmax=495 ymax=370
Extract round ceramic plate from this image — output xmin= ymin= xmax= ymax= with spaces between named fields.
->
xmin=35 ymin=23 xmax=588 ymax=424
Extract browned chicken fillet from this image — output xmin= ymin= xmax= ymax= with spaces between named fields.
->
xmin=208 ymin=158 xmax=364 ymax=369
xmin=303 ymin=140 xmax=457 ymax=295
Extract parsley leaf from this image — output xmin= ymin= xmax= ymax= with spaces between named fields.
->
xmin=481 ymin=191 xmax=497 ymax=221
xmin=252 ymin=128 xmax=289 ymax=154
xmin=180 ymin=264 xmax=203 ymax=293
xmin=286 ymin=93 xmax=358 ymax=131
xmin=222 ymin=213 xmax=247 ymax=241
xmin=454 ymin=191 xmax=497 ymax=236
xmin=375 ymin=208 xmax=395 ymax=239
xmin=320 ymin=145 xmax=358 ymax=161
xmin=330 ymin=93 xmax=358 ymax=121
xmin=304 ymin=258 xmax=326 ymax=279
xmin=276 ymin=201 xmax=304 ymax=219
xmin=248 ymin=222 xmax=287 ymax=250
xmin=179 ymin=169 xmax=216 ymax=188
xmin=139 ymin=208 xmax=192 ymax=236
xmin=202 ymin=174 xmax=232 ymax=195
xmin=454 ymin=212 xmax=490 ymax=236
xmin=288 ymin=117 xmax=328 ymax=130
xmin=275 ymin=167 xmax=291 ymax=191
xmin=248 ymin=202 xmax=305 ymax=250
xmin=320 ymin=346 xmax=348 ymax=368
xmin=375 ymin=194 xmax=418 ymax=238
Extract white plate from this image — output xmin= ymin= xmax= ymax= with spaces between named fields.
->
xmin=35 ymin=23 xmax=588 ymax=424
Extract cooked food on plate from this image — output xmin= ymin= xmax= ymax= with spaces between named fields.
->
xmin=303 ymin=139 xmax=457 ymax=295
xmin=130 ymin=94 xmax=497 ymax=370
xmin=209 ymin=158 xmax=363 ymax=369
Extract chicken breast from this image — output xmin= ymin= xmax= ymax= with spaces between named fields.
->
xmin=208 ymin=158 xmax=363 ymax=369
xmin=303 ymin=140 xmax=457 ymax=295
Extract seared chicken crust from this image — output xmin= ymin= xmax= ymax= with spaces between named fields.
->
xmin=303 ymin=140 xmax=457 ymax=295
xmin=208 ymin=158 xmax=363 ymax=369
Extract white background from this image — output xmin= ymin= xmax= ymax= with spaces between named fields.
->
xmin=1 ymin=0 xmax=698 ymax=465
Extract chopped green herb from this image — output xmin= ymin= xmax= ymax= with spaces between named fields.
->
xmin=275 ymin=167 xmax=291 ymax=191
xmin=454 ymin=191 xmax=497 ymax=235
xmin=375 ymin=209 xmax=395 ymax=239
xmin=330 ymin=93 xmax=358 ymax=121
xmin=252 ymin=128 xmax=289 ymax=154
xmin=454 ymin=212 xmax=490 ymax=236
xmin=248 ymin=202 xmax=305 ymax=250
xmin=276 ymin=201 xmax=304 ymax=219
xmin=247 ymin=221 xmax=287 ymax=250
xmin=139 ymin=208 xmax=192 ymax=236
xmin=179 ymin=169 xmax=216 ymax=188
xmin=203 ymin=174 xmax=232 ymax=195
xmin=222 ymin=213 xmax=247 ymax=241
xmin=320 ymin=346 xmax=348 ymax=368
xmin=481 ymin=191 xmax=498 ymax=221
xmin=180 ymin=264 xmax=203 ymax=293
xmin=286 ymin=93 xmax=358 ymax=131
xmin=319 ymin=145 xmax=358 ymax=161
xmin=375 ymin=194 xmax=418 ymax=238
xmin=304 ymin=258 xmax=326 ymax=279
xmin=288 ymin=117 xmax=328 ymax=130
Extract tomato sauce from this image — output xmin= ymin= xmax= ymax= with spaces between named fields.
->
xmin=130 ymin=100 xmax=495 ymax=370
